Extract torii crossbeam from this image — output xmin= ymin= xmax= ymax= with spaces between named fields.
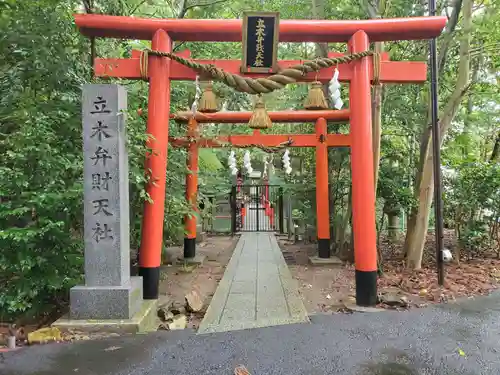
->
xmin=74 ymin=13 xmax=446 ymax=306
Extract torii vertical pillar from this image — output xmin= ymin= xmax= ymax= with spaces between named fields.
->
xmin=184 ymin=118 xmax=199 ymax=259
xmin=139 ymin=29 xmax=171 ymax=299
xmin=315 ymin=118 xmax=331 ymax=258
xmin=349 ymin=30 xmax=378 ymax=306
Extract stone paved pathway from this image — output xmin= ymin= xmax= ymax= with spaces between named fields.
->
xmin=198 ymin=232 xmax=309 ymax=334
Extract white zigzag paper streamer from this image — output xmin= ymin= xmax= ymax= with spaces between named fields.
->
xmin=328 ymin=68 xmax=343 ymax=110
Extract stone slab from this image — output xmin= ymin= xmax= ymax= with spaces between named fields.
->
xmin=53 ymin=300 xmax=158 ymax=334
xmin=82 ymin=84 xmax=130 ymax=287
xmin=233 ymin=270 xmax=258 ymax=282
xmin=230 ymin=280 xmax=256 ymax=294
xmin=308 ymin=255 xmax=343 ymax=266
xmin=343 ymin=303 xmax=386 ymax=313
xmin=70 ymin=276 xmax=142 ymax=320
xmin=179 ymin=254 xmax=206 ymax=266
xmin=198 ymin=232 xmax=309 ymax=334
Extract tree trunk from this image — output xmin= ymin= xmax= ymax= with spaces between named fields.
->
xmin=462 ymin=56 xmax=482 ymax=158
xmin=490 ymin=130 xmax=500 ymax=162
xmin=311 ymin=0 xmax=328 ymax=58
xmin=404 ymin=0 xmax=474 ymax=269
xmin=82 ymin=0 xmax=95 ymax=80
xmin=338 ymin=187 xmax=353 ymax=261
xmin=372 ymin=41 xmax=384 ymax=196
xmin=363 ymin=0 xmax=388 ymax=199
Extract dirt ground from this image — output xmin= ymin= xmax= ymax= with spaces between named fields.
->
xmin=0 ymin=235 xmax=238 ymax=349
xmin=278 ymin=237 xmax=358 ymax=314
xmin=278 ymin=231 xmax=500 ymax=314
xmin=158 ymin=235 xmax=239 ymax=329
xmin=3 ymin=231 xmax=497 ymax=349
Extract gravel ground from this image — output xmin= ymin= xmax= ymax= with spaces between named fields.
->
xmin=2 ymin=292 xmax=499 ymax=375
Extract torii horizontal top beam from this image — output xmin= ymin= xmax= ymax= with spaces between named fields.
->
xmin=95 ymin=50 xmax=427 ymax=84
xmin=172 ymin=110 xmax=349 ymax=123
xmin=74 ymin=14 xmax=446 ymax=43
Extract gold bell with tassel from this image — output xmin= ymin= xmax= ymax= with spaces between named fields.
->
xmin=248 ymin=95 xmax=272 ymax=130
xmin=304 ymin=81 xmax=328 ymax=110
xmin=198 ymin=81 xmax=218 ymax=113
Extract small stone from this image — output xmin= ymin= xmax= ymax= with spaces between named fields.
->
xmin=27 ymin=327 xmax=62 ymax=345
xmin=346 ymin=296 xmax=356 ymax=304
xmin=490 ymin=271 xmax=500 ymax=279
xmin=170 ymin=302 xmax=186 ymax=315
xmin=343 ymin=303 xmax=385 ymax=313
xmin=158 ymin=307 xmax=174 ymax=322
xmin=179 ymin=264 xmax=196 ymax=273
xmin=167 ymin=315 xmax=187 ymax=330
xmin=185 ymin=290 xmax=204 ymax=312
xmin=380 ymin=293 xmax=409 ymax=308
xmin=71 ymin=334 xmax=91 ymax=341
xmin=157 ymin=322 xmax=169 ymax=331
xmin=7 ymin=336 xmax=16 ymax=349
xmin=419 ymin=288 xmax=428 ymax=296
xmin=158 ymin=295 xmax=172 ymax=309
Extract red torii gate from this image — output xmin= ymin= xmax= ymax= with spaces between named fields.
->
xmin=75 ymin=13 xmax=446 ymax=306
xmin=170 ymin=111 xmax=351 ymax=261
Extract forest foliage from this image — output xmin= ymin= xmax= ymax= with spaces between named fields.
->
xmin=0 ymin=0 xmax=498 ymax=319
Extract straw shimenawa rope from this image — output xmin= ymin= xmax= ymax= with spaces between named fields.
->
xmin=170 ymin=136 xmax=293 ymax=153
xmin=139 ymin=49 xmax=377 ymax=94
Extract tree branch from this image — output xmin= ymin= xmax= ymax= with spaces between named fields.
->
xmin=128 ymin=0 xmax=149 ymax=15
xmin=437 ymin=0 xmax=463 ymax=75
xmin=178 ymin=0 xmax=230 ymax=18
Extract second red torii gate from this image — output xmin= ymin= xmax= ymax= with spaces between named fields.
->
xmin=170 ymin=110 xmax=352 ymax=261
xmin=76 ymin=13 xmax=445 ymax=306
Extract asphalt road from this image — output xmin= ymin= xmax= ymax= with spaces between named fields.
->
xmin=2 ymin=292 xmax=499 ymax=375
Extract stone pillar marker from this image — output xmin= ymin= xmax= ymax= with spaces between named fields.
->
xmin=69 ymin=84 xmax=142 ymax=320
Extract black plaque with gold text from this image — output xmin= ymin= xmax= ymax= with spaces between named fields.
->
xmin=241 ymin=12 xmax=279 ymax=74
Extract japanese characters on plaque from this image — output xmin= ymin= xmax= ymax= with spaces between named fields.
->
xmin=241 ymin=12 xmax=280 ymax=74
xmin=88 ymin=94 xmax=115 ymax=243
xmin=82 ymin=85 xmax=130 ymax=284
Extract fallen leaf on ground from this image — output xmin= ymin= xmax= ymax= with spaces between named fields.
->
xmin=185 ymin=290 xmax=204 ymax=312
xmin=104 ymin=346 xmax=121 ymax=352
xmin=27 ymin=327 xmax=62 ymax=345
xmin=234 ymin=365 xmax=251 ymax=375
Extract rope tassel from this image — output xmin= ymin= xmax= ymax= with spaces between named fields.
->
xmin=304 ymin=81 xmax=328 ymax=110
xmin=198 ymin=81 xmax=218 ymax=113
xmin=248 ymin=96 xmax=272 ymax=129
